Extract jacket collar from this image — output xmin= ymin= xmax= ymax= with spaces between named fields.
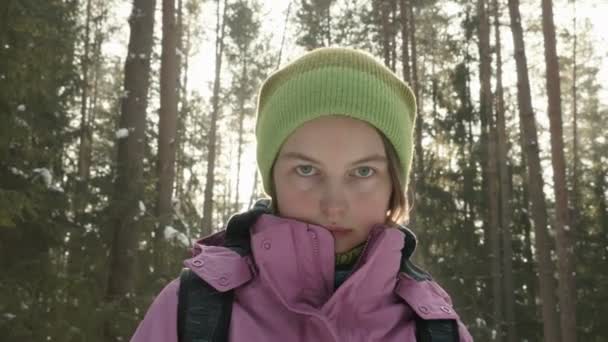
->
xmin=182 ymin=207 xmax=270 ymax=291
xmin=183 ymin=211 xmax=456 ymax=320
xmin=249 ymin=214 xmax=405 ymax=313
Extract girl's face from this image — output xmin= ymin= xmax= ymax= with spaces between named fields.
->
xmin=272 ymin=116 xmax=392 ymax=253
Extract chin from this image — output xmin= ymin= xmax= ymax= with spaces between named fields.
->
xmin=335 ymin=242 xmax=353 ymax=254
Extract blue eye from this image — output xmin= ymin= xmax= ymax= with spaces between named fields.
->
xmin=295 ymin=165 xmax=317 ymax=177
xmin=354 ymin=166 xmax=374 ymax=178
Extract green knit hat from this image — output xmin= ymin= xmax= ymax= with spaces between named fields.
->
xmin=255 ymin=47 xmax=417 ymax=196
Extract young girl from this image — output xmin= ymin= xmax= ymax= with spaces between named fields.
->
xmin=131 ymin=47 xmax=473 ymax=342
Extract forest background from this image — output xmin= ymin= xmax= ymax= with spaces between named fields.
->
xmin=1 ymin=0 xmax=607 ymax=341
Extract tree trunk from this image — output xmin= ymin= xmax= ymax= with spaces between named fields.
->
xmin=174 ymin=0 xmax=184 ymax=199
xmin=176 ymin=0 xmax=183 ymax=105
xmin=182 ymin=4 xmax=190 ymax=95
xmin=408 ymin=0 xmax=422 ymax=227
xmin=248 ymin=170 xmax=259 ymax=209
xmin=75 ymin=0 xmax=93 ymax=213
xmin=570 ymin=0 xmax=580 ymax=257
xmin=224 ymin=136 xmax=232 ymax=222
xmin=389 ymin=0 xmax=397 ymax=71
xmin=234 ymin=108 xmax=244 ymax=212
xmin=476 ymin=3 xmax=491 ymax=249
xmin=277 ymin=1 xmax=292 ymax=68
xmin=399 ymin=0 xmax=410 ymax=84
xmin=519 ymin=146 xmax=541 ymax=325
xmin=234 ymin=57 xmax=247 ymax=213
xmin=493 ymin=0 xmax=517 ymax=340
xmin=478 ymin=0 xmax=502 ymax=339
xmin=592 ymin=154 xmax=608 ymax=235
xmin=378 ymin=0 xmax=392 ymax=69
xmin=89 ymin=20 xmax=103 ymax=134
xmin=175 ymin=0 xmax=190 ymax=201
xmin=408 ymin=0 xmax=418 ymax=94
xmin=507 ymin=0 xmax=560 ymax=340
xmin=325 ymin=5 xmax=331 ymax=46
xmin=541 ymin=0 xmax=577 ymax=340
xmin=68 ymin=0 xmax=107 ymax=278
xmin=202 ymin=0 xmax=227 ymax=235
xmin=104 ymin=0 xmax=156 ymax=339
xmin=154 ymin=0 xmax=179 ymax=278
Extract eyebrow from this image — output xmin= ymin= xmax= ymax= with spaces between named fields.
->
xmin=279 ymin=152 xmax=387 ymax=166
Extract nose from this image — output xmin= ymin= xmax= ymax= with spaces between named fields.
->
xmin=320 ymin=181 xmax=347 ymax=222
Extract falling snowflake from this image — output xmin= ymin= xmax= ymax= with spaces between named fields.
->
xmin=14 ymin=117 xmax=29 ymax=127
xmin=17 ymin=104 xmax=26 ymax=112
xmin=116 ymin=128 xmax=129 ymax=139
xmin=33 ymin=168 xmax=52 ymax=187
xmin=164 ymin=225 xmax=178 ymax=239
xmin=50 ymin=184 xmax=64 ymax=193
xmin=10 ymin=167 xmax=26 ymax=177
xmin=164 ymin=226 xmax=190 ymax=247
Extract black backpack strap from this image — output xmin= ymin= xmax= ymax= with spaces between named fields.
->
xmin=397 ymin=226 xmax=432 ymax=282
xmin=398 ymin=226 xmax=460 ymax=342
xmin=177 ymin=268 xmax=233 ymax=342
xmin=177 ymin=202 xmax=271 ymax=342
xmin=415 ymin=319 xmax=460 ymax=342
xmin=223 ymin=202 xmax=271 ymax=256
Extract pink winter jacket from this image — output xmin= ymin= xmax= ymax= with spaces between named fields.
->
xmin=131 ymin=214 xmax=473 ymax=341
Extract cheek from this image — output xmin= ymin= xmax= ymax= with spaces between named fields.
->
xmin=290 ymin=175 xmax=318 ymax=192
xmin=349 ymin=180 xmax=392 ymax=219
xmin=351 ymin=193 xmax=390 ymax=217
xmin=274 ymin=175 xmax=319 ymax=216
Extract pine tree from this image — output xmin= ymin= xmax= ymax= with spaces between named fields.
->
xmin=507 ymin=0 xmax=560 ymax=340
xmin=540 ymin=1 xmax=577 ymax=339
xmin=154 ymin=0 xmax=180 ymax=279
xmin=493 ymin=0 xmax=516 ymax=340
xmin=202 ymin=0 xmax=228 ymax=234
xmin=104 ymin=0 xmax=157 ymax=338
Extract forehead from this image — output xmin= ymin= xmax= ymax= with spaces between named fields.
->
xmin=278 ymin=116 xmax=386 ymax=161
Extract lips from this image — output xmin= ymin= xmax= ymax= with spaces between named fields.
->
xmin=326 ymin=226 xmax=352 ymax=234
